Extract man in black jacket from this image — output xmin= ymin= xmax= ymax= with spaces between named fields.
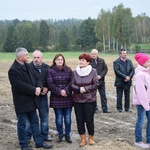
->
xmin=8 ymin=48 xmax=53 ymax=150
xmin=26 ymin=50 xmax=52 ymax=142
xmin=113 ymin=49 xmax=134 ymax=112
xmin=90 ymin=49 xmax=111 ymax=113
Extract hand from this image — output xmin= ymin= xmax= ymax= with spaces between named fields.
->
xmin=80 ymin=87 xmax=86 ymax=93
xmin=35 ymin=87 xmax=41 ymax=96
xmin=125 ymin=76 xmax=130 ymax=82
xmin=61 ymin=89 xmax=67 ymax=97
xmin=41 ymin=87 xmax=48 ymax=95
xmin=98 ymin=75 xmax=101 ymax=80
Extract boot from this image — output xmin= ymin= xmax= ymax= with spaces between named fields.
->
xmin=79 ymin=134 xmax=86 ymax=147
xmin=57 ymin=135 xmax=63 ymax=143
xmin=88 ymin=135 xmax=95 ymax=145
xmin=65 ymin=135 xmax=72 ymax=143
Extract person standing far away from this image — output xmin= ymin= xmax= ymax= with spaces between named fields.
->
xmin=26 ymin=50 xmax=52 ymax=142
xmin=90 ymin=49 xmax=111 ymax=113
xmin=8 ymin=48 xmax=53 ymax=150
xmin=113 ymin=49 xmax=134 ymax=112
xmin=47 ymin=54 xmax=73 ymax=144
xmin=133 ymin=53 xmax=150 ymax=149
xmin=71 ymin=53 xmax=99 ymax=147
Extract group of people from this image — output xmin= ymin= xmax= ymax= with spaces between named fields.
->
xmin=8 ymin=47 xmax=150 ymax=149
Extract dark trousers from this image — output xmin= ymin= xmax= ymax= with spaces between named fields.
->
xmin=116 ymin=86 xmax=130 ymax=111
xmin=74 ymin=102 xmax=96 ymax=135
xmin=97 ymin=83 xmax=108 ymax=111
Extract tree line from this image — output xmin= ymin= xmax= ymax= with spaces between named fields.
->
xmin=0 ymin=3 xmax=150 ymax=52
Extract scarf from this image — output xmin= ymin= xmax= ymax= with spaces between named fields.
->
xmin=76 ymin=65 xmax=92 ymax=77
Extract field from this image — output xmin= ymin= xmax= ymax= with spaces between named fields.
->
xmin=0 ymin=52 xmax=145 ymax=150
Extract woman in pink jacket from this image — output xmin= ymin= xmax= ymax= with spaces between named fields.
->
xmin=133 ymin=53 xmax=150 ymax=149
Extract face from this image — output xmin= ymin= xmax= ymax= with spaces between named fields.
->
xmin=91 ymin=51 xmax=98 ymax=60
xmin=120 ymin=51 xmax=127 ymax=59
xmin=79 ymin=59 xmax=90 ymax=68
xmin=19 ymin=52 xmax=29 ymax=63
xmin=33 ymin=51 xmax=43 ymax=66
xmin=143 ymin=60 xmax=150 ymax=68
xmin=55 ymin=56 xmax=64 ymax=67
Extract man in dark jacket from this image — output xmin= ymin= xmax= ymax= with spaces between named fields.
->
xmin=113 ymin=49 xmax=135 ymax=112
xmin=90 ymin=49 xmax=111 ymax=113
xmin=8 ymin=48 xmax=53 ymax=150
xmin=26 ymin=50 xmax=52 ymax=142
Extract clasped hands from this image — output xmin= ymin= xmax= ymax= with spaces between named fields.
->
xmin=124 ymin=76 xmax=130 ymax=82
xmin=35 ymin=87 xmax=48 ymax=96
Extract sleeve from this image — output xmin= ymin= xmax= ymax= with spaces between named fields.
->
xmin=135 ymin=74 xmax=150 ymax=111
xmin=47 ymin=69 xmax=61 ymax=96
xmin=99 ymin=59 xmax=108 ymax=78
xmin=84 ymin=70 xmax=99 ymax=92
xmin=8 ymin=69 xmax=36 ymax=96
xmin=64 ymin=69 xmax=73 ymax=96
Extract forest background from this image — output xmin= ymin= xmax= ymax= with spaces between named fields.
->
xmin=0 ymin=3 xmax=150 ymax=53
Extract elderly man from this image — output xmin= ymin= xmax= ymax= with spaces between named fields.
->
xmin=8 ymin=48 xmax=53 ymax=150
xmin=26 ymin=50 xmax=52 ymax=142
xmin=90 ymin=49 xmax=111 ymax=113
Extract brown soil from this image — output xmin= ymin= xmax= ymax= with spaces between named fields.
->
xmin=0 ymin=57 xmax=144 ymax=150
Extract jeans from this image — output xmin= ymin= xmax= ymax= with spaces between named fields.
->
xmin=116 ymin=87 xmax=130 ymax=111
xmin=17 ymin=110 xmax=43 ymax=148
xmin=97 ymin=83 xmax=108 ymax=111
xmin=54 ymin=107 xmax=72 ymax=136
xmin=135 ymin=105 xmax=150 ymax=143
xmin=26 ymin=95 xmax=49 ymax=140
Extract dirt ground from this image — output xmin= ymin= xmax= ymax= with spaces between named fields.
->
xmin=0 ymin=57 xmax=146 ymax=150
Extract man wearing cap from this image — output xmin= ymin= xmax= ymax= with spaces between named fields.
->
xmin=113 ymin=49 xmax=134 ymax=112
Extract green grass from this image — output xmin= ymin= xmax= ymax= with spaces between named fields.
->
xmin=0 ymin=51 xmax=122 ymax=62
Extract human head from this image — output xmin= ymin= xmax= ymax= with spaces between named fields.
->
xmin=91 ymin=49 xmax=99 ymax=60
xmin=15 ymin=47 xmax=29 ymax=64
xmin=32 ymin=50 xmax=43 ymax=66
xmin=119 ymin=49 xmax=127 ymax=59
xmin=134 ymin=53 xmax=150 ymax=67
xmin=52 ymin=54 xmax=66 ymax=68
xmin=79 ymin=53 xmax=91 ymax=68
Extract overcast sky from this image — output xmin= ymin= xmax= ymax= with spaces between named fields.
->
xmin=1 ymin=0 xmax=150 ymax=21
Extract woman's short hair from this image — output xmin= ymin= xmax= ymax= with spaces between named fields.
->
xmin=79 ymin=53 xmax=91 ymax=63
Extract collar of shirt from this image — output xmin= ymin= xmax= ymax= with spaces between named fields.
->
xmin=120 ymin=57 xmax=127 ymax=62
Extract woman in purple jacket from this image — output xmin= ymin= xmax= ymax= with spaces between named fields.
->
xmin=71 ymin=53 xmax=99 ymax=147
xmin=47 ymin=54 xmax=73 ymax=144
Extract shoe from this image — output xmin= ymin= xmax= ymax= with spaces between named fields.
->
xmin=36 ymin=142 xmax=53 ymax=149
xmin=44 ymin=136 xmax=52 ymax=142
xmin=118 ymin=110 xmax=122 ymax=112
xmin=125 ymin=109 xmax=132 ymax=112
xmin=21 ymin=147 xmax=33 ymax=150
xmin=135 ymin=142 xmax=149 ymax=148
xmin=65 ymin=135 xmax=72 ymax=143
xmin=57 ymin=135 xmax=63 ymax=143
xmin=103 ymin=110 xmax=111 ymax=113
xmin=95 ymin=108 xmax=98 ymax=113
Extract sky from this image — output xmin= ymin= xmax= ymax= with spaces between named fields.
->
xmin=1 ymin=0 xmax=150 ymax=21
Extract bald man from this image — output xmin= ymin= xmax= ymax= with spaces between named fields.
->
xmin=90 ymin=49 xmax=111 ymax=113
xmin=26 ymin=50 xmax=52 ymax=143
